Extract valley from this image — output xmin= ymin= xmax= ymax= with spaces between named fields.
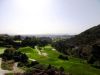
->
xmin=0 ymin=45 xmax=100 ymax=75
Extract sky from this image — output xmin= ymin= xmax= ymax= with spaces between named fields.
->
xmin=0 ymin=0 xmax=100 ymax=35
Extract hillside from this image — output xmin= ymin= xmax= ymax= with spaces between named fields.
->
xmin=52 ymin=25 xmax=100 ymax=60
xmin=67 ymin=24 xmax=100 ymax=46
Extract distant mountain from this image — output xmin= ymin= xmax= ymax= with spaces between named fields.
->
xmin=17 ymin=34 xmax=74 ymax=40
xmin=35 ymin=34 xmax=74 ymax=39
xmin=67 ymin=24 xmax=100 ymax=46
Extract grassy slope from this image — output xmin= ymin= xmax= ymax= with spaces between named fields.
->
xmin=18 ymin=46 xmax=100 ymax=75
xmin=19 ymin=46 xmax=47 ymax=60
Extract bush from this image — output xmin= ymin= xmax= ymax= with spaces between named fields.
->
xmin=58 ymin=55 xmax=69 ymax=60
xmin=30 ymin=61 xmax=39 ymax=66
xmin=33 ymin=64 xmax=46 ymax=70
xmin=18 ymin=62 xmax=24 ymax=67
xmin=92 ymin=61 xmax=100 ymax=69
xmin=87 ymin=56 xmax=96 ymax=64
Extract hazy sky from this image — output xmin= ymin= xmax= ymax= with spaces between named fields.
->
xmin=0 ymin=0 xmax=100 ymax=35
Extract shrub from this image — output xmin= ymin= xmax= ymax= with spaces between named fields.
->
xmin=30 ymin=61 xmax=39 ymax=66
xmin=58 ymin=55 xmax=68 ymax=60
xmin=1 ymin=60 xmax=14 ymax=70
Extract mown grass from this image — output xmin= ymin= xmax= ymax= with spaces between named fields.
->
xmin=18 ymin=46 xmax=48 ymax=60
xmin=18 ymin=45 xmax=100 ymax=75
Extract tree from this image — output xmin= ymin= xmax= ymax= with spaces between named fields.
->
xmin=2 ymin=48 xmax=15 ymax=60
xmin=47 ymin=64 xmax=52 ymax=69
xmin=13 ymin=35 xmax=21 ymax=41
xmin=58 ymin=55 xmax=68 ymax=60
xmin=13 ymin=51 xmax=22 ymax=62
xmin=52 ymin=40 xmax=68 ymax=54
xmin=59 ymin=67 xmax=65 ymax=75
xmin=92 ymin=44 xmax=100 ymax=59
xmin=20 ymin=53 xmax=28 ymax=63
xmin=21 ymin=37 xmax=37 ymax=48
xmin=88 ymin=44 xmax=100 ymax=64
xmin=37 ymin=37 xmax=52 ymax=47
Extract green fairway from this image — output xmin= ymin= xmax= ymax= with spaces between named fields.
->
xmin=0 ymin=47 xmax=6 ymax=54
xmin=18 ymin=46 xmax=100 ymax=75
xmin=18 ymin=46 xmax=48 ymax=60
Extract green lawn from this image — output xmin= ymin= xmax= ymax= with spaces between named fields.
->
xmin=18 ymin=46 xmax=100 ymax=75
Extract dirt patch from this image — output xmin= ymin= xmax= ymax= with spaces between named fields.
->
xmin=0 ymin=58 xmax=12 ymax=75
xmin=1 ymin=60 xmax=14 ymax=70
xmin=13 ymin=63 xmax=24 ymax=73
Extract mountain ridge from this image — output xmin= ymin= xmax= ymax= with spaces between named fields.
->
xmin=66 ymin=24 xmax=100 ymax=46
